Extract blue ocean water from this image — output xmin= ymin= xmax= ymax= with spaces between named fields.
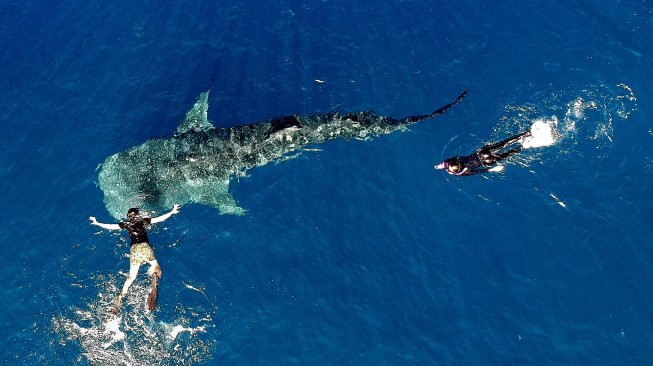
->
xmin=1 ymin=0 xmax=652 ymax=365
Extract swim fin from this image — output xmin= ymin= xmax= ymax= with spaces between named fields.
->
xmin=147 ymin=274 xmax=159 ymax=311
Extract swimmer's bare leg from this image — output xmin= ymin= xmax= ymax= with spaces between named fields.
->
xmin=146 ymin=260 xmax=162 ymax=311
xmin=111 ymin=263 xmax=141 ymax=315
xmin=147 ymin=259 xmax=162 ymax=278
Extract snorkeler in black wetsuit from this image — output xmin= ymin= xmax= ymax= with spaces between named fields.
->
xmin=90 ymin=205 xmax=180 ymax=314
xmin=434 ymin=131 xmax=531 ymax=176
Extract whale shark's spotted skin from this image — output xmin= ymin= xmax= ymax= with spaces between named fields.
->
xmin=98 ymin=90 xmax=466 ymax=218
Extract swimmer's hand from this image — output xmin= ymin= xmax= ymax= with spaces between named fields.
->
xmin=151 ymin=205 xmax=181 ymax=224
xmin=488 ymin=165 xmax=505 ymax=173
xmin=89 ymin=216 xmax=98 ymax=225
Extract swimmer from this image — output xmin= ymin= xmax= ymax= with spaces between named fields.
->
xmin=435 ymin=131 xmax=531 ymax=176
xmin=90 ymin=204 xmax=180 ymax=314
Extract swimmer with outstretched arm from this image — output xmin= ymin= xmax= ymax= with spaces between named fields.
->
xmin=90 ymin=204 xmax=180 ymax=314
xmin=435 ymin=131 xmax=531 ymax=176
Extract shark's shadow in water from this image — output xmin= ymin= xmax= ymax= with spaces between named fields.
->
xmin=98 ymin=90 xmax=467 ymax=218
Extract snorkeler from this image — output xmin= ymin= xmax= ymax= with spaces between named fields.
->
xmin=89 ymin=204 xmax=180 ymax=314
xmin=434 ymin=131 xmax=531 ymax=176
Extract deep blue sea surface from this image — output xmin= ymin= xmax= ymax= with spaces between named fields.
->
xmin=2 ymin=1 xmax=653 ymax=365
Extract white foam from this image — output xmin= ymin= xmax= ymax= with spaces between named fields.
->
xmin=168 ymin=324 xmax=206 ymax=340
xmin=521 ymin=117 xmax=557 ymax=149
xmin=102 ymin=316 xmax=125 ymax=349
xmin=53 ymin=273 xmax=216 ymax=366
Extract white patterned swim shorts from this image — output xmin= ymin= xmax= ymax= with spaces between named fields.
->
xmin=130 ymin=242 xmax=155 ymax=266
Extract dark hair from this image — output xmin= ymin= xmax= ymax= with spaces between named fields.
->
xmin=448 ymin=161 xmax=461 ymax=171
xmin=127 ymin=208 xmax=140 ymax=216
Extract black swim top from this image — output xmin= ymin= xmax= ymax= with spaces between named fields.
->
xmin=119 ymin=217 xmax=151 ymax=245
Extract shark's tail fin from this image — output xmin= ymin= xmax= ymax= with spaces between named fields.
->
xmin=398 ymin=89 xmax=468 ymax=124
xmin=429 ymin=89 xmax=467 ymax=118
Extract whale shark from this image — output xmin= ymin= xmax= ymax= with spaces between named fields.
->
xmin=98 ymin=90 xmax=467 ymax=218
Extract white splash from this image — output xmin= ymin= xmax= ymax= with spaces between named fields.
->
xmin=521 ymin=117 xmax=557 ymax=149
xmin=167 ymin=324 xmax=207 ymax=340
xmin=102 ymin=316 xmax=125 ymax=349
xmin=52 ymin=276 xmax=216 ymax=366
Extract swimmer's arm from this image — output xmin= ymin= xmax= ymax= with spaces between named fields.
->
xmin=89 ymin=216 xmax=121 ymax=230
xmin=467 ymin=165 xmax=504 ymax=175
xmin=150 ymin=204 xmax=181 ymax=224
xmin=464 ymin=167 xmax=490 ymax=176
xmin=488 ymin=165 xmax=505 ymax=173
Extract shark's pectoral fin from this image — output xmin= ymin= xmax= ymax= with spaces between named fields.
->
xmin=175 ymin=176 xmax=246 ymax=215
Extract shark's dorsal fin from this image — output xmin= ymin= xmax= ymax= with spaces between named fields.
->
xmin=176 ymin=91 xmax=215 ymax=134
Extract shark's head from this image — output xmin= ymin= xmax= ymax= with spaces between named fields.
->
xmin=99 ymin=92 xmax=247 ymax=218
xmin=99 ymin=147 xmax=165 ymax=218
